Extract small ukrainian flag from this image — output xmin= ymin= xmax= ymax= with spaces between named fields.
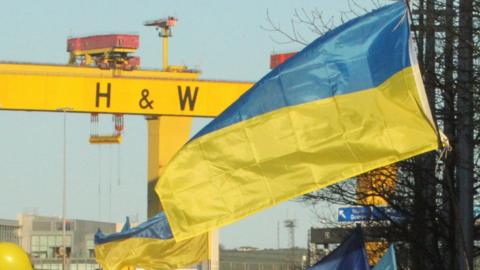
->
xmin=94 ymin=212 xmax=208 ymax=270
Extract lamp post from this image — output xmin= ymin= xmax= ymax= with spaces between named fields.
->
xmin=57 ymin=107 xmax=73 ymax=270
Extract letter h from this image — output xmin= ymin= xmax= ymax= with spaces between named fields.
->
xmin=96 ymin=82 xmax=111 ymax=108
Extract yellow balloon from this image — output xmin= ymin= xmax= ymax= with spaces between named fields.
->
xmin=0 ymin=242 xmax=33 ymax=270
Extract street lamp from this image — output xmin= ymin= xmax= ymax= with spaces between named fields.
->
xmin=56 ymin=107 xmax=73 ymax=270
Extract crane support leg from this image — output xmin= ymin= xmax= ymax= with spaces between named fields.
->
xmin=147 ymin=116 xmax=219 ymax=269
xmin=147 ymin=115 xmax=193 ymax=218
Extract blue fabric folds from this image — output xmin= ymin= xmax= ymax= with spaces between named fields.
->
xmin=95 ymin=212 xmax=173 ymax=245
xmin=308 ymin=225 xmax=370 ymax=270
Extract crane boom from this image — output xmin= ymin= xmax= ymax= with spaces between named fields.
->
xmin=0 ymin=62 xmax=252 ymax=116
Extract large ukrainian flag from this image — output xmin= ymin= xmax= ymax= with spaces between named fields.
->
xmin=156 ymin=2 xmax=440 ymax=241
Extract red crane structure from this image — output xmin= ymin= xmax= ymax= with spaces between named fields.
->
xmin=67 ymin=34 xmax=140 ymax=71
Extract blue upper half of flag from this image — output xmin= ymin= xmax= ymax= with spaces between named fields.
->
xmin=193 ymin=2 xmax=409 ymax=139
xmin=308 ymin=226 xmax=370 ymax=270
xmin=95 ymin=212 xmax=173 ymax=245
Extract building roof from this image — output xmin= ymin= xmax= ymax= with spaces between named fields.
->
xmin=0 ymin=218 xmax=19 ymax=227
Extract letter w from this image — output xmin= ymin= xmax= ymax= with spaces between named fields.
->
xmin=178 ymin=86 xmax=199 ymax=111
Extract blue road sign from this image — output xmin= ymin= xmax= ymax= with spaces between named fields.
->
xmin=338 ymin=204 xmax=480 ymax=223
xmin=338 ymin=206 xmax=404 ymax=222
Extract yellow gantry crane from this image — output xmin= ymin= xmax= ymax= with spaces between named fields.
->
xmin=0 ymin=18 xmax=253 ymax=219
xmin=1 ymin=17 xmax=253 ymax=268
xmin=0 ymin=62 xmax=252 ymax=222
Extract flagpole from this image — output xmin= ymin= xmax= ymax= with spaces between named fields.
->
xmin=57 ymin=107 xmax=73 ymax=270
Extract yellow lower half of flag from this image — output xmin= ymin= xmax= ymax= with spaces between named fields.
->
xmin=95 ymin=233 xmax=208 ymax=270
xmin=157 ymin=66 xmax=439 ymax=241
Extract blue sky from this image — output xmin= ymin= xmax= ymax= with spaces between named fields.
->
xmin=0 ymin=0 xmax=379 ymax=249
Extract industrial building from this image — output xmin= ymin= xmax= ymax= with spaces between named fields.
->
xmin=0 ymin=214 xmax=117 ymax=270
xmin=219 ymin=248 xmax=307 ymax=270
xmin=0 ymin=218 xmax=20 ymax=244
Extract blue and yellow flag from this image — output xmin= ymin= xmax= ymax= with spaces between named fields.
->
xmin=308 ymin=226 xmax=369 ymax=270
xmin=94 ymin=212 xmax=208 ymax=270
xmin=372 ymin=244 xmax=397 ymax=270
xmin=156 ymin=2 xmax=439 ymax=241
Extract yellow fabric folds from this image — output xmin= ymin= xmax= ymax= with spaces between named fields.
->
xmin=95 ymin=232 xmax=208 ymax=270
xmin=156 ymin=66 xmax=438 ymax=241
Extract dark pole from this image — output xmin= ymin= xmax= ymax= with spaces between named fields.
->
xmin=442 ymin=0 xmax=456 ymax=269
xmin=412 ymin=0 xmax=439 ymax=269
xmin=417 ymin=0 xmax=425 ymax=68
xmin=456 ymin=0 xmax=474 ymax=269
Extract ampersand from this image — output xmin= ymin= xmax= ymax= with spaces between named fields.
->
xmin=139 ymin=89 xmax=154 ymax=109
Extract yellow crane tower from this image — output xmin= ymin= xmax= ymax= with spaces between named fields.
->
xmin=0 ymin=19 xmax=253 ymax=219
xmin=0 ymin=16 xmax=253 ymax=268
xmin=144 ymin=16 xmax=181 ymax=72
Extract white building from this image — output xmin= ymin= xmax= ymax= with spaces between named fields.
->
xmin=17 ymin=214 xmax=116 ymax=270
xmin=0 ymin=218 xmax=20 ymax=244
